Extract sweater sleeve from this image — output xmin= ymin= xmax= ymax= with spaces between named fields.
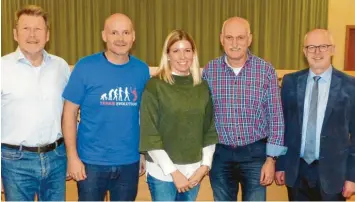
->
xmin=140 ymin=80 xmax=164 ymax=152
xmin=203 ymin=92 xmax=219 ymax=147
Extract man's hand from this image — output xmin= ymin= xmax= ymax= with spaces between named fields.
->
xmin=275 ymin=171 xmax=285 ymax=186
xmin=188 ymin=165 xmax=209 ymax=187
xmin=343 ymin=180 xmax=355 ymax=199
xmin=139 ymin=154 xmax=146 ymax=176
xmin=66 ymin=173 xmax=73 ymax=181
xmin=67 ymin=156 xmax=87 ymax=181
xmin=171 ymin=170 xmax=192 ymax=193
xmin=260 ymin=157 xmax=276 ymax=186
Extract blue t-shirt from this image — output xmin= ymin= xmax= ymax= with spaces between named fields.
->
xmin=63 ymin=52 xmax=150 ymax=165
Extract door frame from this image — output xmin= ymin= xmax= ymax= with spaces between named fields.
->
xmin=345 ymin=25 xmax=355 ymax=70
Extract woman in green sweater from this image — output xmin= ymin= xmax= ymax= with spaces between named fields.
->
xmin=140 ymin=30 xmax=218 ymax=201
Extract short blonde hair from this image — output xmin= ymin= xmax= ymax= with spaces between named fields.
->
xmin=155 ymin=30 xmax=201 ymax=86
xmin=15 ymin=5 xmax=49 ymax=29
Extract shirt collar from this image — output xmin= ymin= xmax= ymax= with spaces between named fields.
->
xmin=308 ymin=65 xmax=333 ymax=83
xmin=224 ymin=57 xmax=243 ymax=69
xmin=15 ymin=47 xmax=51 ymax=65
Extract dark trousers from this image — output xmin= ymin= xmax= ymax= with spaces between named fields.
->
xmin=209 ymin=141 xmax=267 ymax=201
xmin=77 ymin=161 xmax=139 ymax=201
xmin=287 ymin=158 xmax=345 ymax=201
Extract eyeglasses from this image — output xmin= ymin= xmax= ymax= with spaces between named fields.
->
xmin=304 ymin=44 xmax=333 ymax=53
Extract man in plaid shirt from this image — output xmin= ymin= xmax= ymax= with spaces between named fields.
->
xmin=203 ymin=16 xmax=287 ymax=201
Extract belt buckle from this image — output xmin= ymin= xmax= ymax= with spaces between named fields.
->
xmin=37 ymin=146 xmax=41 ymax=153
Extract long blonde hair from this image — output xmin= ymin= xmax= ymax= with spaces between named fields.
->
xmin=155 ymin=30 xmax=201 ymax=86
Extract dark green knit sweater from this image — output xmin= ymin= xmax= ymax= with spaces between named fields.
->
xmin=139 ymin=75 xmax=218 ymax=164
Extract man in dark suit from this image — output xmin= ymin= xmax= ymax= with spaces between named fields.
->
xmin=275 ymin=29 xmax=355 ymax=201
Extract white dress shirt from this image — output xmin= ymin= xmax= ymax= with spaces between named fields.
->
xmin=1 ymin=48 xmax=70 ymax=146
xmin=300 ymin=67 xmax=332 ymax=159
xmin=146 ymin=144 xmax=216 ymax=182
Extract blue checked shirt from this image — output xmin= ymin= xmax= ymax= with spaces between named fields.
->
xmin=202 ymin=52 xmax=287 ymax=156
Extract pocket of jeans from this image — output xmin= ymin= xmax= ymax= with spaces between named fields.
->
xmin=1 ymin=148 xmax=24 ymax=160
xmin=213 ymin=144 xmax=224 ymax=156
xmin=53 ymin=144 xmax=66 ymax=157
xmin=249 ymin=140 xmax=266 ymax=158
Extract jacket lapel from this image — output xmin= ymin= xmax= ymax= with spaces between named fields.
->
xmin=321 ymin=69 xmax=342 ymax=133
xmin=297 ymin=71 xmax=308 ymax=131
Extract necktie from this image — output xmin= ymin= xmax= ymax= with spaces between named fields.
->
xmin=303 ymin=76 xmax=321 ymax=164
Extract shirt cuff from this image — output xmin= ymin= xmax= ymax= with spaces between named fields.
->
xmin=201 ymin=144 xmax=216 ymax=169
xmin=148 ymin=150 xmax=177 ymax=175
xmin=266 ymin=143 xmax=288 ymax=157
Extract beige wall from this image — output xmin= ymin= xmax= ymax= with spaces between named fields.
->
xmin=328 ymin=0 xmax=355 ymax=70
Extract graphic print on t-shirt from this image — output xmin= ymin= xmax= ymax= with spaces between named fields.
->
xmin=100 ymin=86 xmax=138 ymax=107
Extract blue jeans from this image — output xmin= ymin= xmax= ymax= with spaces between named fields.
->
xmin=1 ymin=143 xmax=67 ymax=201
xmin=147 ymin=174 xmax=200 ymax=201
xmin=209 ymin=142 xmax=267 ymax=201
xmin=77 ymin=161 xmax=139 ymax=201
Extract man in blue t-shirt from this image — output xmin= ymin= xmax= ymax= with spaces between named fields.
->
xmin=62 ymin=13 xmax=150 ymax=201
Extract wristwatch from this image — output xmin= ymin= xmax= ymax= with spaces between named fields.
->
xmin=267 ymin=155 xmax=278 ymax=161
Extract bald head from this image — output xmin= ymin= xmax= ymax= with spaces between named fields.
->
xmin=102 ymin=13 xmax=135 ymax=63
xmin=303 ymin=29 xmax=335 ymax=74
xmin=104 ymin=13 xmax=134 ymax=31
xmin=220 ymin=16 xmax=252 ymax=67
xmin=221 ymin=17 xmax=251 ymax=35
xmin=304 ymin=29 xmax=334 ymax=46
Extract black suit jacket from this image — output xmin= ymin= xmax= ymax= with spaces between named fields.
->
xmin=276 ymin=68 xmax=355 ymax=194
